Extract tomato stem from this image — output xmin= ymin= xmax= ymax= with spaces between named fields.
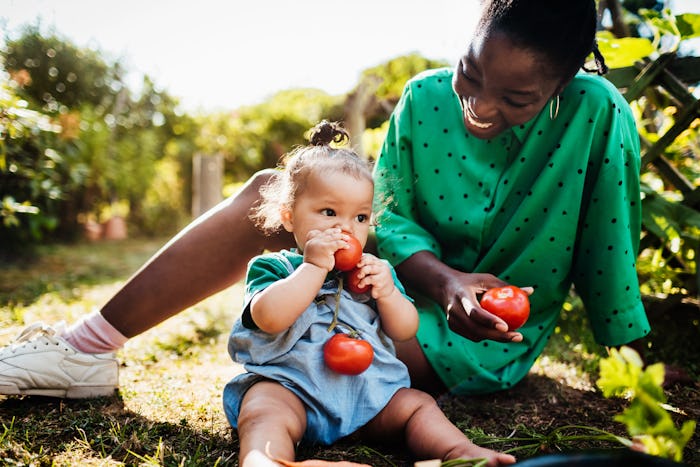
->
xmin=327 ymin=276 xmax=343 ymax=332
xmin=326 ymin=274 xmax=363 ymax=337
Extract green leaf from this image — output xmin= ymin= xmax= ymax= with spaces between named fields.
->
xmin=637 ymin=363 xmax=666 ymax=403
xmin=641 ymin=186 xmax=700 ymax=242
xmin=596 ymin=31 xmax=655 ymax=68
xmin=676 ymin=13 xmax=700 ymax=40
xmin=615 ymin=394 xmax=675 ymax=437
xmin=596 ymin=347 xmax=640 ymax=397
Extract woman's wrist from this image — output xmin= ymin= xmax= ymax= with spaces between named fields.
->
xmin=396 ymin=251 xmax=454 ymax=301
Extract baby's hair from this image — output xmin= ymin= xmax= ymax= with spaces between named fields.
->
xmin=252 ymin=120 xmax=374 ymax=233
xmin=476 ymin=0 xmax=607 ymax=82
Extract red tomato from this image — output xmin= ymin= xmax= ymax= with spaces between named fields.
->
xmin=479 ymin=285 xmax=530 ymax=331
xmin=323 ymin=333 xmax=374 ymax=375
xmin=334 ymin=233 xmax=362 ymax=271
xmin=345 ymin=267 xmax=370 ymax=294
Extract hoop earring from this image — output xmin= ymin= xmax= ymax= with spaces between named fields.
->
xmin=549 ymin=95 xmax=560 ymax=120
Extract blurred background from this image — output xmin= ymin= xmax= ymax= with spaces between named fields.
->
xmin=1 ymin=1 xmax=699 ymax=306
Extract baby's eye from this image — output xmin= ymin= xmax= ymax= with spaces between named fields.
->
xmin=356 ymin=214 xmax=369 ymax=223
xmin=321 ymin=208 xmax=336 ymax=217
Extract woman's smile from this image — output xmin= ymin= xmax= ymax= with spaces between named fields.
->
xmin=461 ymin=96 xmax=494 ymax=129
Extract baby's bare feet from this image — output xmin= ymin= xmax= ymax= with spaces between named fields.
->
xmin=445 ymin=442 xmax=516 ymax=467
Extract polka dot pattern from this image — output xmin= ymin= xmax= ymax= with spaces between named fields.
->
xmin=373 ymin=68 xmax=650 ymax=395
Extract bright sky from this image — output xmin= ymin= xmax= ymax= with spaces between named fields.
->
xmin=2 ymin=0 xmax=698 ymax=113
xmin=1 ymin=0 xmax=482 ymax=112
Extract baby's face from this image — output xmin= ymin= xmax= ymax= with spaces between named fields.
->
xmin=283 ymin=170 xmax=374 ymax=249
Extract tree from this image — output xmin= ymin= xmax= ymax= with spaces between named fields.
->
xmin=345 ymin=53 xmax=448 ymax=157
xmin=2 ymin=23 xmax=117 ymax=112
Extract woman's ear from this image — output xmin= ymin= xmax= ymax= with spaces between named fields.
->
xmin=280 ymin=208 xmax=293 ymax=233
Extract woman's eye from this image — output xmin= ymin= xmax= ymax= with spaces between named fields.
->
xmin=321 ymin=208 xmax=336 ymax=216
xmin=461 ymin=69 xmax=476 ymax=83
xmin=504 ymin=98 xmax=530 ymax=109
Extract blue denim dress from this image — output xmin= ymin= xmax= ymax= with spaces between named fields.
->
xmin=223 ymin=251 xmax=411 ymax=445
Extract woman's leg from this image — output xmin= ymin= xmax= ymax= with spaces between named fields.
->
xmin=359 ymin=388 xmax=516 ymax=466
xmin=101 ymin=169 xmax=293 ymax=337
xmin=0 ymin=170 xmax=294 ymax=398
xmin=237 ymin=381 xmax=307 ymax=464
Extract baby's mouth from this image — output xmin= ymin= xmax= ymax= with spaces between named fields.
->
xmin=461 ymin=96 xmax=494 ymax=129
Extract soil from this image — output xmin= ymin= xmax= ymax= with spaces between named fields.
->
xmin=298 ymin=299 xmax=700 ymax=466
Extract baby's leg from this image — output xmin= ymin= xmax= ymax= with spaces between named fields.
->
xmin=237 ymin=380 xmax=307 ymax=464
xmin=360 ymin=388 xmax=516 ymax=467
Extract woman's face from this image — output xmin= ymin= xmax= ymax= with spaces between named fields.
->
xmin=452 ymin=30 xmax=564 ymax=140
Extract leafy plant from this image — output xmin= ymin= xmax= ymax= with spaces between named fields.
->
xmin=596 ymin=346 xmax=696 ymax=461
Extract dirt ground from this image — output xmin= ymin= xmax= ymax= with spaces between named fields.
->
xmin=299 ymin=298 xmax=700 ymax=466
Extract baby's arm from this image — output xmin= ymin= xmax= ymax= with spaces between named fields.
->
xmin=251 ymin=229 xmax=344 ymax=334
xmin=353 ymin=254 xmax=418 ymax=341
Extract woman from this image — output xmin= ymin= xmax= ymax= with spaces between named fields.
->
xmin=0 ymin=0 xmax=649 ymax=400
xmin=372 ymin=0 xmax=648 ymax=395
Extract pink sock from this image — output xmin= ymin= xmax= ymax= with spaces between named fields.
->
xmin=62 ymin=310 xmax=128 ymax=353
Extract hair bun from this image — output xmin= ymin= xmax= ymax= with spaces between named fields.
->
xmin=309 ymin=120 xmax=349 ymax=146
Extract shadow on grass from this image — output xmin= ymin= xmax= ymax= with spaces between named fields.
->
xmin=0 ymin=393 xmax=238 ymax=466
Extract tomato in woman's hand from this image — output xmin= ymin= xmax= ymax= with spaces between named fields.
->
xmin=323 ymin=333 xmax=373 ymax=375
xmin=345 ymin=267 xmax=370 ymax=294
xmin=334 ymin=233 xmax=362 ymax=271
xmin=479 ymin=285 xmax=530 ymax=331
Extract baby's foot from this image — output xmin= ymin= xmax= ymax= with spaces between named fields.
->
xmin=446 ymin=442 xmax=516 ymax=467
xmin=243 ymin=449 xmax=280 ymax=467
xmin=243 ymin=447 xmax=371 ymax=467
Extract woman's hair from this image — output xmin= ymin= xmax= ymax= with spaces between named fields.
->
xmin=252 ymin=120 xmax=374 ymax=233
xmin=475 ymin=0 xmax=607 ymax=82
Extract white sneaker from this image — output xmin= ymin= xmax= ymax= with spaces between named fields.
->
xmin=0 ymin=323 xmax=119 ymax=398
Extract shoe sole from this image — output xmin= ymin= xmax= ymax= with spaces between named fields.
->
xmin=0 ymin=383 xmax=117 ymax=399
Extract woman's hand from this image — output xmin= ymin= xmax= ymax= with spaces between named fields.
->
xmin=442 ymin=271 xmax=529 ymax=343
xmin=396 ymin=251 xmax=530 ymax=343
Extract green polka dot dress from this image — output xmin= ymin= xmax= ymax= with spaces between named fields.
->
xmin=373 ymin=68 xmax=650 ymax=395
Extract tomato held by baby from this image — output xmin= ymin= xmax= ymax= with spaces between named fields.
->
xmin=334 ymin=233 xmax=362 ymax=271
xmin=323 ymin=333 xmax=374 ymax=375
xmin=345 ymin=267 xmax=370 ymax=294
xmin=479 ymin=285 xmax=530 ymax=331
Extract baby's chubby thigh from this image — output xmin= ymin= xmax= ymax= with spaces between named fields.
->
xmin=237 ymin=380 xmax=308 ymax=455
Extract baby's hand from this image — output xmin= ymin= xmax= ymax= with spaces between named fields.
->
xmin=303 ymin=228 xmax=346 ymax=272
xmin=352 ymin=254 xmax=396 ymax=300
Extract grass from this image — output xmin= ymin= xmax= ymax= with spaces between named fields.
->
xmin=0 ymin=237 xmax=697 ymax=466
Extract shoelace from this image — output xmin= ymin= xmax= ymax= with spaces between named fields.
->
xmin=0 ymin=322 xmax=65 ymax=355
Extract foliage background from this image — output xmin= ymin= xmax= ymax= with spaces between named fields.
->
xmin=4 ymin=4 xmax=698 ymax=301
